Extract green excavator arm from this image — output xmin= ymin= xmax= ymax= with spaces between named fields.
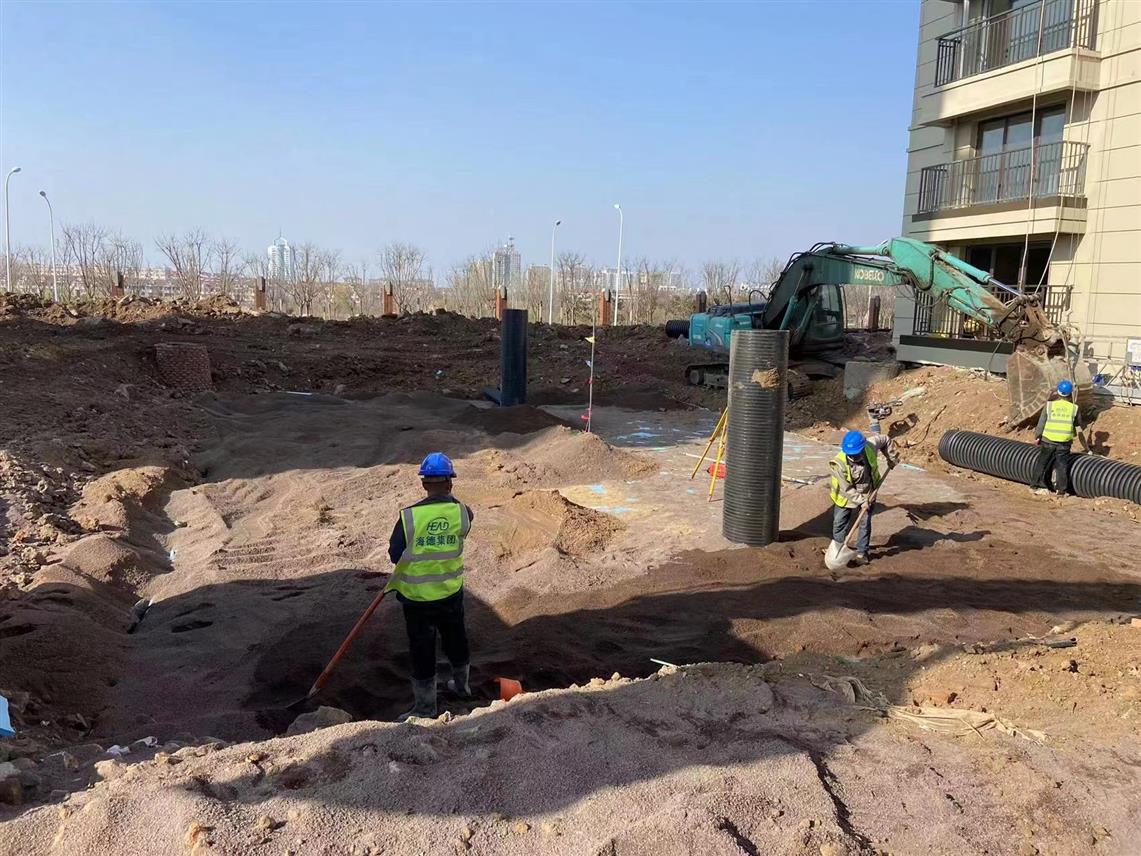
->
xmin=822 ymin=238 xmax=1088 ymax=424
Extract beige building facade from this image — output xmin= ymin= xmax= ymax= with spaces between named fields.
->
xmin=899 ymin=0 xmax=1140 ymax=393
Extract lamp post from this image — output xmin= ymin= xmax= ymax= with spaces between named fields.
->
xmin=4 ymin=166 xmax=22 ymax=293
xmin=38 ymin=190 xmax=58 ymax=302
xmin=613 ymin=203 xmax=623 ymax=325
xmin=547 ymin=219 xmax=561 ymax=324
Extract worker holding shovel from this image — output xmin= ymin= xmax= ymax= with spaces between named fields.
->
xmin=826 ymin=430 xmax=896 ymax=568
xmin=386 ymin=452 xmax=474 ymax=721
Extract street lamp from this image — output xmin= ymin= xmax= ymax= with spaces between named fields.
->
xmin=39 ymin=190 xmax=58 ymax=302
xmin=4 ymin=166 xmax=22 ymax=293
xmin=613 ymin=203 xmax=623 ymax=325
xmin=547 ymin=219 xmax=561 ymax=324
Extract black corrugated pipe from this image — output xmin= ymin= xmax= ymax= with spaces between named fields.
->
xmin=938 ymin=430 xmax=1141 ymax=504
xmin=723 ymin=329 xmax=788 ymax=546
xmin=499 ymin=309 xmax=528 ymax=407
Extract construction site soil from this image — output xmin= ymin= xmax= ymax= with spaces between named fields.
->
xmin=1 ymin=297 xmax=1139 ymax=855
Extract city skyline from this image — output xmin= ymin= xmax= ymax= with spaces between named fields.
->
xmin=0 ymin=2 xmax=917 ymax=275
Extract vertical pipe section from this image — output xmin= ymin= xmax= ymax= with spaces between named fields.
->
xmin=500 ymin=308 xmax=528 ymax=407
xmin=723 ymin=330 xmax=788 ymax=546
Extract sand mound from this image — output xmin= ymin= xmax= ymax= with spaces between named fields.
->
xmin=3 ymin=663 xmax=1135 ymax=856
xmin=484 ymin=491 xmax=623 ymax=560
xmin=469 ymin=430 xmax=656 ymax=490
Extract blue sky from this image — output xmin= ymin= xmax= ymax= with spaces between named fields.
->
xmin=0 ymin=1 xmax=920 ymax=276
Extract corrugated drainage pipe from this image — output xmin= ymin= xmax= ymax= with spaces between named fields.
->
xmin=938 ymin=430 xmax=1141 ymax=505
xmin=723 ymin=329 xmax=788 ymax=546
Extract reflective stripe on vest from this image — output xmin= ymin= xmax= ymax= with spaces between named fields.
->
xmin=386 ymin=501 xmax=470 ymax=602
xmin=829 ymin=443 xmax=880 ymax=508
xmin=1041 ymin=399 xmax=1077 ymax=443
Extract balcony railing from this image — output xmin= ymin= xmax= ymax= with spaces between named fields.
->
xmin=935 ymin=0 xmax=1098 ymax=87
xmin=917 ymin=140 xmax=1088 ymax=215
xmin=914 ymin=283 xmax=1068 ymax=339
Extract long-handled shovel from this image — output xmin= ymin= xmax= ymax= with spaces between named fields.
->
xmin=824 ymin=461 xmax=894 ymax=571
xmin=285 ymin=589 xmax=389 ymax=711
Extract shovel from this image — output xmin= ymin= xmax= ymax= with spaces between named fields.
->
xmin=824 ymin=460 xmax=895 ymax=571
xmin=285 ymin=589 xmax=389 ymax=711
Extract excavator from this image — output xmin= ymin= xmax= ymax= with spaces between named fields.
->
xmin=666 ymin=237 xmax=1090 ymax=424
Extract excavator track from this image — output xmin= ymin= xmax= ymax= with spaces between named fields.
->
xmin=685 ymin=363 xmax=812 ymax=399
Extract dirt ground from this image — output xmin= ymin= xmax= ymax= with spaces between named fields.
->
xmin=1 ymin=298 xmax=1140 ymax=855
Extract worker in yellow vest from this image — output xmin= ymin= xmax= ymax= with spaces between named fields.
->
xmin=386 ymin=452 xmax=473 ymax=721
xmin=1032 ymin=380 xmax=1084 ymax=496
xmin=829 ymin=430 xmax=896 ymax=566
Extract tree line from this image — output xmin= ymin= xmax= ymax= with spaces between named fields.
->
xmin=7 ymin=225 xmax=798 ymax=326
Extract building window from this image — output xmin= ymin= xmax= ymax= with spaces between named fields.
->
xmin=974 ymin=106 xmax=1066 ymax=202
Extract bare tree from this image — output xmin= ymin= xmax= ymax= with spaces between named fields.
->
xmin=445 ymin=255 xmax=496 ymax=318
xmin=156 ymin=230 xmax=213 ymax=300
xmin=556 ymin=251 xmax=588 ymax=324
xmin=11 ymin=246 xmax=53 ymax=296
xmin=745 ymin=255 xmax=787 ymax=299
xmin=97 ymin=232 xmax=144 ymax=295
xmin=343 ymin=260 xmax=379 ymax=316
xmin=379 ymin=242 xmax=429 ymax=313
xmin=630 ymin=257 xmax=681 ymax=325
xmin=702 ymin=260 xmax=741 ymax=305
xmin=521 ymin=265 xmax=549 ymax=320
xmin=241 ymin=252 xmax=276 ymax=310
xmin=62 ymin=223 xmax=109 ymax=298
xmin=212 ymin=238 xmax=244 ymax=299
xmin=289 ymin=243 xmax=340 ymax=316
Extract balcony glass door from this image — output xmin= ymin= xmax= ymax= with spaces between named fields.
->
xmin=975 ymin=107 xmax=1064 ymax=204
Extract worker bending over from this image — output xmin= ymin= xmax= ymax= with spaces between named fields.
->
xmin=1032 ymin=379 xmax=1084 ymax=496
xmin=387 ymin=452 xmax=474 ymax=721
xmin=829 ymin=430 xmax=895 ymax=566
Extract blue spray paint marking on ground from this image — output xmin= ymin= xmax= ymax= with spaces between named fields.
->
xmin=590 ymin=484 xmax=606 ymax=494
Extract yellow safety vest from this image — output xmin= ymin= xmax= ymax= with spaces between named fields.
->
xmin=1041 ymin=399 xmax=1078 ymax=443
xmin=386 ymin=501 xmax=470 ymax=602
xmin=829 ymin=443 xmax=880 ymax=508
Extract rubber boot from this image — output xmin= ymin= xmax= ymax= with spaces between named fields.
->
xmin=397 ymin=678 xmax=436 ymax=722
xmin=446 ymin=663 xmax=472 ymax=698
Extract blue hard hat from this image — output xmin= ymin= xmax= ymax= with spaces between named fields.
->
xmin=418 ymin=452 xmax=456 ymax=479
xmin=1057 ymin=379 xmax=1073 ymax=396
xmin=841 ymin=430 xmax=866 ymax=456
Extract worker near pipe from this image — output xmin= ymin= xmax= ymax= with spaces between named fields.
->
xmin=1032 ymin=380 xmax=1086 ymax=496
xmin=829 ymin=430 xmax=896 ymax=566
xmin=386 ymin=452 xmax=474 ymax=721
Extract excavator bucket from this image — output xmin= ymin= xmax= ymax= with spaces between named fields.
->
xmin=1006 ymin=349 xmax=1093 ymax=425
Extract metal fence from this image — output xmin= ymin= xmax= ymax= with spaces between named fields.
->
xmin=913 ymin=283 xmax=1069 ymax=339
xmin=935 ymin=0 xmax=1098 ymax=87
xmin=917 ymin=140 xmax=1088 ymax=215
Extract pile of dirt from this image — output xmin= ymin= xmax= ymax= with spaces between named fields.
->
xmin=492 ymin=490 xmax=624 ymax=558
xmin=3 ymin=661 xmax=1137 ymax=856
xmin=794 ymin=365 xmax=1141 ymax=468
xmin=1 ymin=292 xmax=245 ymax=324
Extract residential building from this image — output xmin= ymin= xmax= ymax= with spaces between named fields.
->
xmin=897 ymin=0 xmax=1140 ymax=393
xmin=492 ymin=237 xmax=522 ymax=289
xmin=267 ymin=236 xmax=297 ymax=282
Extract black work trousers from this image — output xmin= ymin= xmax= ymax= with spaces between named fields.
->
xmin=1034 ymin=439 xmax=1073 ymax=494
xmin=400 ymin=589 xmax=470 ymax=681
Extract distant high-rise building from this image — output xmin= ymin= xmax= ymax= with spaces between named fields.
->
xmin=267 ymin=236 xmax=296 ymax=282
xmin=492 ymin=237 xmax=522 ymax=289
